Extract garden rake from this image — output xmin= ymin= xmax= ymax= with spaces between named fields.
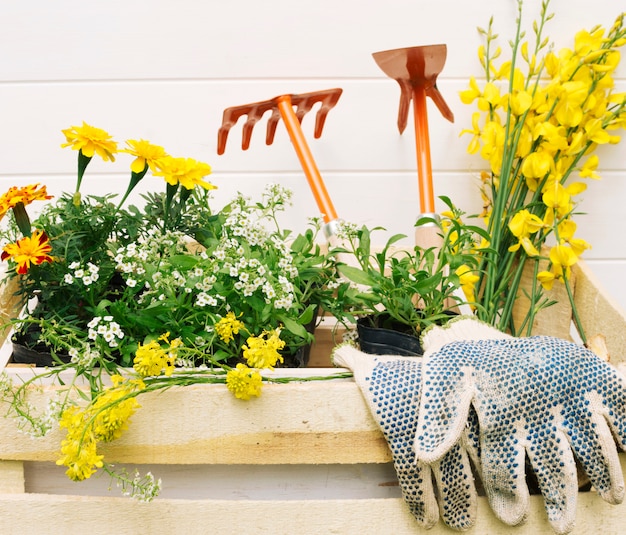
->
xmin=217 ymin=88 xmax=343 ymax=232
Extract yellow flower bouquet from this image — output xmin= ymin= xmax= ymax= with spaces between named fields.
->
xmin=460 ymin=0 xmax=625 ymax=338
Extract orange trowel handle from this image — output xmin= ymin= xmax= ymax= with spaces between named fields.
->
xmin=276 ymin=95 xmax=338 ymax=223
xmin=412 ymin=84 xmax=435 ymax=215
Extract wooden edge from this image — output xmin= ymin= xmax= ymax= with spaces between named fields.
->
xmin=0 ymin=487 xmax=623 ymax=535
xmin=0 ymin=379 xmax=391 ymax=465
xmin=572 ymin=261 xmax=626 ymax=361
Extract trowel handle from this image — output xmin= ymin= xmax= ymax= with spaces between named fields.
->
xmin=412 ymin=85 xmax=435 ymax=215
xmin=276 ymin=96 xmax=338 ymax=223
xmin=414 ymin=213 xmax=442 ymax=250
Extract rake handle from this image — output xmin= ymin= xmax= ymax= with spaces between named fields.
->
xmin=412 ymin=84 xmax=435 ymax=215
xmin=276 ymin=95 xmax=338 ymax=223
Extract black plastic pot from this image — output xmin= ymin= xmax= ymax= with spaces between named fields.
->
xmin=357 ymin=316 xmax=422 ymax=356
xmin=11 ymin=341 xmax=71 ymax=367
xmin=277 ymin=309 xmax=319 ymax=368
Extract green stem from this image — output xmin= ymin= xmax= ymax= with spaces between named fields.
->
xmin=116 ymin=166 xmax=149 ymax=212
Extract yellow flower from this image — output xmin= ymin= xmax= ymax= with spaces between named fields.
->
xmin=122 ymin=139 xmax=168 ymax=174
xmin=56 ymin=406 xmax=104 ymax=482
xmin=215 ymin=312 xmax=245 ymax=343
xmin=459 ymin=76 xmax=481 ymax=105
xmin=459 ymin=112 xmax=482 ymax=154
xmin=521 ymin=151 xmax=553 ymax=184
xmin=226 ymin=363 xmax=263 ymax=400
xmin=583 ymin=117 xmax=611 ymax=144
xmin=133 ymin=339 xmax=177 ymax=377
xmin=579 ymin=154 xmax=601 ymax=179
xmin=0 ymin=184 xmax=52 ymax=220
xmin=549 ymin=244 xmax=579 ymax=279
xmin=455 ymin=264 xmax=479 ymax=304
xmin=554 ymin=81 xmax=588 ymax=127
xmin=153 ymin=156 xmax=215 ymax=191
xmin=1 ymin=229 xmax=53 ymax=274
xmin=508 ymin=209 xmax=544 ymax=238
xmin=537 ymin=270 xmax=556 ymax=291
xmin=479 ymin=120 xmax=505 ymax=174
xmin=508 ymin=210 xmax=544 ymax=256
xmin=56 ymin=377 xmax=145 ymax=481
xmin=509 ymin=90 xmax=533 ymax=116
xmin=242 ymin=329 xmax=285 ymax=369
xmin=61 ymin=122 xmax=117 ymax=161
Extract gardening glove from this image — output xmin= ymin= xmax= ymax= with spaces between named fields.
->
xmin=332 ymin=344 xmax=480 ymax=531
xmin=416 ymin=317 xmax=626 ymax=535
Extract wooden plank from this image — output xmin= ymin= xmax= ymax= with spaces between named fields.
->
xmin=0 ymin=81 xmax=624 ymax=177
xmin=0 ymin=487 xmax=624 ymax=535
xmin=0 ymin=0 xmax=622 ymax=82
xmin=0 ymin=461 xmax=25 ymax=493
xmin=0 ymin=378 xmax=391 ymax=465
xmin=573 ymin=261 xmax=626 ymax=361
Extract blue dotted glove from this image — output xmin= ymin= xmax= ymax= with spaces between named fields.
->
xmin=417 ymin=321 xmax=626 ymax=535
xmin=332 ymin=344 xmax=480 ymax=530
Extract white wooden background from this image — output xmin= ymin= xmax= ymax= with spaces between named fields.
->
xmin=0 ymin=0 xmax=624 ymax=309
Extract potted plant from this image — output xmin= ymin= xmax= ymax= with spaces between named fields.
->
xmin=326 ymin=198 xmax=489 ymax=355
xmin=0 ymin=123 xmax=343 ymax=372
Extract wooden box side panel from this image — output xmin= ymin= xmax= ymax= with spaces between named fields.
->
xmin=573 ymin=261 xmax=626 ymax=361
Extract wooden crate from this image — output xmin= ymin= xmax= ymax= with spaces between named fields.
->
xmin=0 ymin=261 xmax=625 ymax=534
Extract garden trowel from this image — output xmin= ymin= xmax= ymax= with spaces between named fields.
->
xmin=372 ymin=44 xmax=454 ymax=249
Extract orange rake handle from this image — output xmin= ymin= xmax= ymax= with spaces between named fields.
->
xmin=276 ymin=95 xmax=338 ymax=223
xmin=217 ymin=89 xmax=342 ymax=224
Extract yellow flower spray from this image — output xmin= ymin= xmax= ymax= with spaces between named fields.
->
xmin=461 ymin=0 xmax=625 ymax=337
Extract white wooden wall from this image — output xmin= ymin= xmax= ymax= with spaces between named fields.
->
xmin=0 ymin=0 xmax=624 ymax=309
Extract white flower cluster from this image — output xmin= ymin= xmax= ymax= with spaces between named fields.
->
xmin=87 ymin=316 xmax=124 ymax=348
xmin=114 ymin=230 xmax=188 ymax=289
xmin=63 ymin=261 xmax=100 ymax=286
xmin=117 ymin=469 xmax=162 ymax=503
xmin=224 ymin=199 xmax=271 ymax=247
xmin=262 ymin=182 xmax=293 ymax=208
xmin=333 ymin=220 xmax=359 ymax=242
xmin=68 ymin=342 xmax=100 ymax=367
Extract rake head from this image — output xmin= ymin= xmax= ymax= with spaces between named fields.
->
xmin=217 ymin=88 xmax=343 ymax=155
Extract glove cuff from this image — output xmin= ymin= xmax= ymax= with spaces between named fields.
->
xmin=421 ymin=315 xmax=512 ymax=356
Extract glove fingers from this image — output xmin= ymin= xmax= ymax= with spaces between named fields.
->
xmin=338 ymin=347 xmax=441 ymax=527
xmin=480 ymin=436 xmax=529 ymax=526
xmin=526 ymin=427 xmax=578 ymax=535
xmin=393 ymin=459 xmax=439 ymax=528
xmin=416 ymin=356 xmax=475 ymax=463
xmin=432 ymin=443 xmax=477 ymax=530
xmin=566 ymin=395 xmax=625 ymax=504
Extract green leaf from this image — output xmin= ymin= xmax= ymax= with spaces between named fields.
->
xmin=278 ymin=314 xmax=308 ymax=338
xmin=337 ymin=265 xmax=376 ymax=287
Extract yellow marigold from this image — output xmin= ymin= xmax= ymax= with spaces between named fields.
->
xmin=121 ymin=139 xmax=168 ymax=174
xmin=1 ymin=229 xmax=54 ymax=274
xmin=153 ymin=156 xmax=216 ymax=191
xmin=61 ymin=122 xmax=118 ymax=161
xmin=0 ymin=184 xmax=52 ymax=219
xmin=226 ymin=363 xmax=263 ymax=400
